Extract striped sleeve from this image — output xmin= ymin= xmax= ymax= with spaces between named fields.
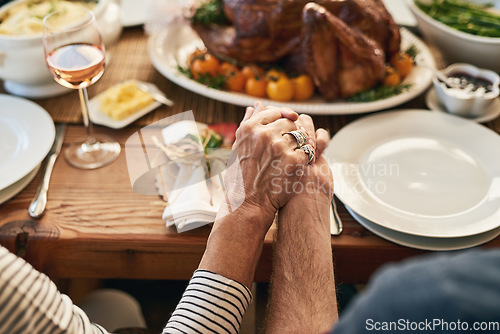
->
xmin=0 ymin=246 xmax=109 ymax=334
xmin=163 ymin=270 xmax=252 ymax=334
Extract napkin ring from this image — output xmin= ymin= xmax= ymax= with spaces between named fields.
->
xmin=299 ymin=144 xmax=315 ymax=163
xmin=284 ymin=130 xmax=307 ymax=148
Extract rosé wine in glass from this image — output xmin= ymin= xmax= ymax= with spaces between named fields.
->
xmin=43 ymin=9 xmax=120 ymax=169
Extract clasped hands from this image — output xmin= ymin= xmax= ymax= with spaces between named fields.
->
xmin=219 ymin=102 xmax=334 ymax=236
xmin=199 ymin=102 xmax=335 ymax=289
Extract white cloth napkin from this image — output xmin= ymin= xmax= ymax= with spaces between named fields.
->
xmin=155 ymin=121 xmax=226 ymax=232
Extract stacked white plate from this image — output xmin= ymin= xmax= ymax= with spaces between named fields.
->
xmin=325 ymin=110 xmax=500 ymax=250
xmin=0 ymin=95 xmax=55 ymax=205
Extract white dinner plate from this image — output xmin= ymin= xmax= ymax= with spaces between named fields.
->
xmin=324 ymin=109 xmax=500 ymax=238
xmin=382 ymin=0 xmax=417 ymax=27
xmin=148 ymin=26 xmax=435 ymax=114
xmin=88 ymin=81 xmax=162 ymax=129
xmin=346 ymin=205 xmax=500 ymax=251
xmin=0 ymin=164 xmax=40 ymax=205
xmin=426 ymin=88 xmax=500 ymax=123
xmin=0 ymin=94 xmax=55 ymax=190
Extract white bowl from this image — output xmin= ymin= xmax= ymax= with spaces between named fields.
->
xmin=0 ymin=0 xmax=122 ymax=98
xmin=433 ymin=63 xmax=500 ymax=117
xmin=407 ymin=0 xmax=500 ymax=72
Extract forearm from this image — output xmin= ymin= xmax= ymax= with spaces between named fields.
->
xmin=198 ymin=202 xmax=274 ymax=289
xmin=165 ymin=204 xmax=273 ymax=334
xmin=265 ymin=195 xmax=338 ymax=333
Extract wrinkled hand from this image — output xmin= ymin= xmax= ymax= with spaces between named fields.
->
xmin=219 ymin=103 xmax=311 ymax=229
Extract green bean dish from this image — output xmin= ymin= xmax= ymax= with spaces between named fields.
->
xmin=415 ymin=0 xmax=500 ymax=37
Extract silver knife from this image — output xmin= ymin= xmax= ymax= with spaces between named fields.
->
xmin=135 ymin=81 xmax=174 ymax=107
xmin=28 ymin=123 xmax=67 ymax=218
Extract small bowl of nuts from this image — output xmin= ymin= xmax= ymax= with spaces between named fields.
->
xmin=433 ymin=63 xmax=500 ymax=118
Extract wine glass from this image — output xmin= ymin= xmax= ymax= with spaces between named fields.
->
xmin=43 ymin=9 xmax=120 ymax=169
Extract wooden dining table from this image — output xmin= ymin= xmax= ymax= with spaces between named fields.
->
xmin=1 ymin=26 xmax=499 ymax=286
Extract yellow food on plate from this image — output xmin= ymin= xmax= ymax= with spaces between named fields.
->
xmin=0 ymin=0 xmax=96 ymax=36
xmin=98 ymin=81 xmax=154 ymax=120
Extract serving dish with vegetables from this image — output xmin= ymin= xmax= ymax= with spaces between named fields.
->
xmin=149 ymin=25 xmax=435 ymax=114
xmin=408 ymin=0 xmax=500 ymax=72
xmin=415 ymin=0 xmax=500 ymax=38
xmin=148 ymin=0 xmax=436 ymax=114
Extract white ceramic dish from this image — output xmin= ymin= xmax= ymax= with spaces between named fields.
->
xmin=324 ymin=109 xmax=500 ymax=238
xmin=433 ymin=63 xmax=500 ymax=118
xmin=120 ymin=0 xmax=146 ymax=27
xmin=0 ymin=0 xmax=122 ymax=98
xmin=426 ymin=88 xmax=500 ymax=123
xmin=0 ymin=164 xmax=40 ymax=205
xmin=88 ymin=81 xmax=162 ymax=129
xmin=0 ymin=94 xmax=55 ymax=190
xmin=346 ymin=206 xmax=500 ymax=251
xmin=407 ymin=0 xmax=500 ymax=72
xmin=148 ymin=26 xmax=435 ymax=115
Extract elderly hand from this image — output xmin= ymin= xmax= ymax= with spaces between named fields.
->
xmin=218 ymin=103 xmax=312 ymax=231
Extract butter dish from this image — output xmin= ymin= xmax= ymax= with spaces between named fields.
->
xmin=88 ymin=80 xmax=163 ymax=129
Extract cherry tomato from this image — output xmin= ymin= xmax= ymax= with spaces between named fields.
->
xmin=188 ymin=48 xmax=205 ymax=67
xmin=390 ymin=52 xmax=414 ymax=79
xmin=291 ymin=74 xmax=315 ymax=101
xmin=241 ymin=64 xmax=265 ymax=79
xmin=220 ymin=62 xmax=237 ymax=75
xmin=245 ymin=77 xmax=267 ymax=98
xmin=226 ymin=71 xmax=246 ymax=92
xmin=267 ymin=76 xmax=294 ymax=102
xmin=266 ymin=69 xmax=286 ymax=82
xmin=383 ymin=66 xmax=401 ymax=87
xmin=191 ymin=54 xmax=220 ymax=79
xmin=220 ymin=62 xmax=246 ymax=92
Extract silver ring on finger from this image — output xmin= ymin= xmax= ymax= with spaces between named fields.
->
xmin=283 ymin=130 xmax=307 ymax=149
xmin=299 ymin=144 xmax=315 ymax=164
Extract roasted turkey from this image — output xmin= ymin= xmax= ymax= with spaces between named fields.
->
xmin=191 ymin=0 xmax=401 ymax=100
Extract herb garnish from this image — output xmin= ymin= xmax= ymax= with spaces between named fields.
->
xmin=192 ymin=0 xmax=229 ymax=26
xmin=405 ymin=45 xmax=418 ymax=61
xmin=348 ymin=84 xmax=412 ymax=103
xmin=177 ymin=65 xmax=226 ymax=90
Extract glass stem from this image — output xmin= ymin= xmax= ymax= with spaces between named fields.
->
xmin=78 ymin=87 xmax=96 ymax=144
